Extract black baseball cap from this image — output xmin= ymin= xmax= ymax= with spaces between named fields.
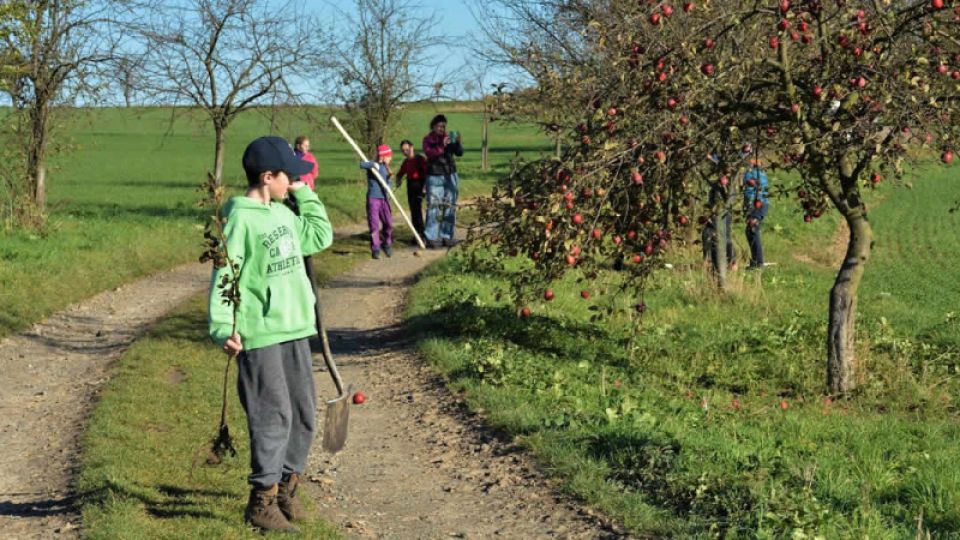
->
xmin=242 ymin=136 xmax=314 ymax=179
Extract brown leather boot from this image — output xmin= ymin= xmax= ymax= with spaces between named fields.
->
xmin=244 ymin=484 xmax=298 ymax=532
xmin=277 ymin=473 xmax=306 ymax=522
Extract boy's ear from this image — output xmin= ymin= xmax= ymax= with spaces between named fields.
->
xmin=260 ymin=170 xmax=280 ymax=184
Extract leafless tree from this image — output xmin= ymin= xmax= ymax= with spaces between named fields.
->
xmin=330 ymin=0 xmax=442 ymax=157
xmin=464 ymin=66 xmax=507 ymax=173
xmin=469 ymin=1 xmax=581 ymax=158
xmin=114 ymin=54 xmax=147 ymax=108
xmin=138 ymin=0 xmax=327 ymax=185
xmin=2 ymin=0 xmax=129 ymax=217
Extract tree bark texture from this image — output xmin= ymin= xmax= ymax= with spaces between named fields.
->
xmin=27 ymin=102 xmax=49 ymax=211
xmin=481 ymin=111 xmax=489 ymax=172
xmin=827 ymin=210 xmax=872 ymax=394
xmin=213 ymin=124 xmax=226 ymax=186
xmin=711 ymin=211 xmax=728 ymax=291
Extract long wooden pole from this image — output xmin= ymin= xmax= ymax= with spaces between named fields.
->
xmin=330 ymin=116 xmax=427 ymax=249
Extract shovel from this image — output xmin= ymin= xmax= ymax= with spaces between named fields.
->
xmin=286 ymin=192 xmax=351 ymax=453
xmin=303 ymin=254 xmax=352 ymax=453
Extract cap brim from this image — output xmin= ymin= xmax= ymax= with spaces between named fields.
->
xmin=284 ymin=156 xmax=314 ymax=178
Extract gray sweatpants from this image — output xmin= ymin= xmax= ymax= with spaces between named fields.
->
xmin=237 ymin=338 xmax=316 ymax=489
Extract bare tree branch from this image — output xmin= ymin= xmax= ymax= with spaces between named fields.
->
xmin=137 ymin=0 xmax=331 ymax=184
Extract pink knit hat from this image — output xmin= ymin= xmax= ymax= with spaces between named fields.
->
xmin=377 ymin=144 xmax=392 ymax=158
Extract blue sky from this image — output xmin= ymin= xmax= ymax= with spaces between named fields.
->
xmin=0 ymin=0 xmax=522 ymax=106
xmin=326 ymin=0 xmax=522 ymax=99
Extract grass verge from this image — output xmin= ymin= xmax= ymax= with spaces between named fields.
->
xmin=406 ymin=165 xmax=960 ymax=538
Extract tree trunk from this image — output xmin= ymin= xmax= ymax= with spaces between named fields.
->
xmin=827 ymin=209 xmax=872 ymax=394
xmin=365 ymin=112 xmax=378 ymax=161
xmin=711 ymin=211 xmax=728 ymax=290
xmin=34 ymin=164 xmax=46 ymax=210
xmin=213 ymin=123 xmax=226 ymax=186
xmin=27 ymin=102 xmax=49 ymax=212
xmin=481 ymin=111 xmax=489 ymax=172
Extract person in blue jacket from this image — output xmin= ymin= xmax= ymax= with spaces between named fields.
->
xmin=742 ymin=162 xmax=770 ymax=269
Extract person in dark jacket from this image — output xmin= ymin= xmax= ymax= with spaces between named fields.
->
xmin=395 ymin=139 xmax=427 ymax=242
xmin=422 ymin=114 xmax=464 ymax=248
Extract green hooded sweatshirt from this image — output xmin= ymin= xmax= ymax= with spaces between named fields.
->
xmin=208 ymin=187 xmax=333 ymax=350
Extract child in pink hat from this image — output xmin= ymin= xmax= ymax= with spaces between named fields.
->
xmin=359 ymin=144 xmax=395 ymax=258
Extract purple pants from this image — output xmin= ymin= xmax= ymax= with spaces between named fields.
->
xmin=366 ymin=197 xmax=393 ymax=251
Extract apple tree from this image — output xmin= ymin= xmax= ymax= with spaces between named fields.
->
xmin=470 ymin=0 xmax=960 ymax=395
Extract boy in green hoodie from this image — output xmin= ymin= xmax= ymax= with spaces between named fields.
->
xmin=208 ymin=136 xmax=334 ymax=532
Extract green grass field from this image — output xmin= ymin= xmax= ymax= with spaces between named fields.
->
xmin=13 ymin=102 xmax=960 ymax=537
xmin=0 ymin=104 xmax=549 ymax=339
xmin=407 ymin=165 xmax=960 ymax=537
xmin=42 ymin=105 xmax=551 ymax=537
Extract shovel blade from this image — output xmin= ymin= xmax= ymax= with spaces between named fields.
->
xmin=321 ymin=384 xmax=352 ymax=454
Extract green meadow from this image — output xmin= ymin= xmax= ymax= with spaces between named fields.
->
xmin=0 ymin=103 xmax=549 ymax=339
xmin=406 ymin=166 xmax=960 ymax=538
xmin=13 ymin=104 xmax=551 ymax=537
xmin=10 ymin=102 xmax=960 ymax=538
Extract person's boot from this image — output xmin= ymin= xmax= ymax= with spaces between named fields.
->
xmin=277 ymin=473 xmax=306 ymax=522
xmin=383 ymin=245 xmax=393 ymax=258
xmin=372 ymin=249 xmax=380 ymax=259
xmin=244 ymin=484 xmax=298 ymax=532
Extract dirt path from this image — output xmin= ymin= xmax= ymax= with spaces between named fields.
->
xmin=306 ymin=246 xmax=627 ymax=539
xmin=0 ymin=224 xmax=626 ymax=539
xmin=0 ymin=262 xmax=210 ymax=537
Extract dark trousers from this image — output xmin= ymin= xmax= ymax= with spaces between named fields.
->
xmin=407 ymin=182 xmax=425 ymax=240
xmin=237 ymin=338 xmax=316 ymax=489
xmin=746 ymin=221 xmax=763 ymax=267
xmin=746 ymin=202 xmax=768 ymax=267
